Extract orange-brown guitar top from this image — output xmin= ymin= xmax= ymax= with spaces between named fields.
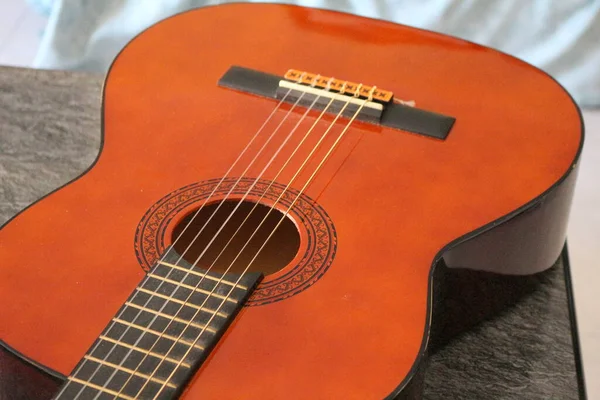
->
xmin=0 ymin=4 xmax=583 ymax=399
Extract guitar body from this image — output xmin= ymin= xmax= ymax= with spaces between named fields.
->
xmin=0 ymin=4 xmax=582 ymax=399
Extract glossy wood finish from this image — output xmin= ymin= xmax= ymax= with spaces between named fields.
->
xmin=0 ymin=4 xmax=582 ymax=399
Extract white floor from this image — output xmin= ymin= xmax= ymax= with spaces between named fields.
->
xmin=1 ymin=0 xmax=598 ymax=397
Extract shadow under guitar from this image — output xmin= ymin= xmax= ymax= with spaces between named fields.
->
xmin=429 ymin=259 xmax=561 ymax=353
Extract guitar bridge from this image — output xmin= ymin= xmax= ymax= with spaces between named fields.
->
xmin=218 ymin=65 xmax=455 ymax=140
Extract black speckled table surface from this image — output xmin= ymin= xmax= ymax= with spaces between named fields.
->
xmin=0 ymin=67 xmax=587 ymax=399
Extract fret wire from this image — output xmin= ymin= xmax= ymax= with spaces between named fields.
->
xmin=124 ymin=301 xmax=217 ymax=334
xmin=136 ymin=287 xmax=227 ymax=318
xmin=113 ymin=318 xmax=205 ymax=350
xmin=147 ymin=273 xmax=238 ymax=303
xmin=83 ymin=355 xmax=177 ymax=388
xmin=98 ymin=335 xmax=191 ymax=368
xmin=67 ymin=376 xmax=135 ymax=400
xmin=158 ymin=261 xmax=247 ymax=290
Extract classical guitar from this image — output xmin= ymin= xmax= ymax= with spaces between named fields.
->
xmin=0 ymin=3 xmax=583 ymax=399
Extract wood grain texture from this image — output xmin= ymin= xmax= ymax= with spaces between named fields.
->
xmin=0 ymin=66 xmax=582 ymax=398
xmin=0 ymin=3 xmax=583 ymax=399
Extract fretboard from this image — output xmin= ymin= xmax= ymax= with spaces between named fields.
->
xmin=53 ymin=247 xmax=262 ymax=399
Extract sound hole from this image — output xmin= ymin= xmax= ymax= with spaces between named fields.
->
xmin=171 ymin=200 xmax=301 ymax=275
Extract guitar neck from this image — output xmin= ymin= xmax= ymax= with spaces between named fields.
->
xmin=53 ymin=247 xmax=262 ymax=399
